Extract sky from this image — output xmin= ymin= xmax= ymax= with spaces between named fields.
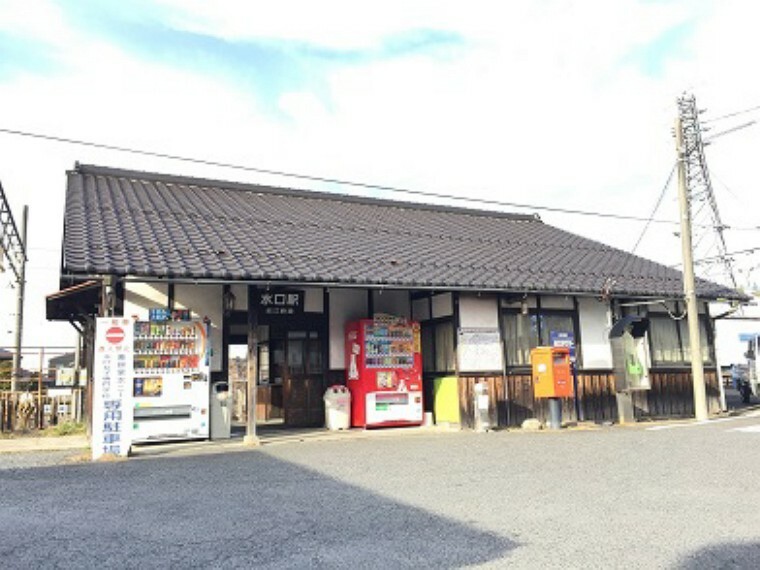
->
xmin=1 ymin=0 xmax=759 ymax=362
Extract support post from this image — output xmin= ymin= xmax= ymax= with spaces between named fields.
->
xmin=11 ymin=205 xmax=28 ymax=392
xmin=547 ymin=397 xmax=562 ymax=430
xmin=244 ymin=285 xmax=260 ymax=445
xmin=38 ymin=347 xmax=44 ymax=429
xmin=675 ymin=117 xmax=709 ymax=421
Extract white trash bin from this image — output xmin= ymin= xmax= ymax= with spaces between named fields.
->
xmin=210 ymin=381 xmax=231 ymax=440
xmin=324 ymin=385 xmax=351 ymax=431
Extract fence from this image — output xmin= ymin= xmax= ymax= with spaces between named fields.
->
xmin=0 ymin=389 xmax=85 ymax=433
xmin=1 ymin=346 xmax=84 ymax=433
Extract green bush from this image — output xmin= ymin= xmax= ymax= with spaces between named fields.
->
xmin=44 ymin=421 xmax=86 ymax=437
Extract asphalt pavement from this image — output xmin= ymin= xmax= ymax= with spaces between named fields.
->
xmin=2 ymin=414 xmax=760 ymax=569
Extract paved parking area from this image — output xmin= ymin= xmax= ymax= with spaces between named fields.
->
xmin=2 ymin=417 xmax=760 ymax=568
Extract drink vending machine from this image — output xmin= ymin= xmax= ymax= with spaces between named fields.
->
xmin=130 ymin=310 xmax=211 ymax=442
xmin=345 ymin=317 xmax=424 ymax=428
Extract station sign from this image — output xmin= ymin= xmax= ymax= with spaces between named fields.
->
xmin=258 ymin=290 xmax=304 ymax=317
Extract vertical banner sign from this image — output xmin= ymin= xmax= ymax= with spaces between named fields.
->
xmin=92 ymin=317 xmax=134 ymax=460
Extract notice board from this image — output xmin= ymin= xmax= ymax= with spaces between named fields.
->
xmin=457 ymin=327 xmax=504 ymax=372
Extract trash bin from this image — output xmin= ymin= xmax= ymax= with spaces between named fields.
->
xmin=324 ymin=385 xmax=351 ymax=431
xmin=210 ymin=381 xmax=231 ymax=440
xmin=473 ymin=382 xmax=491 ymax=432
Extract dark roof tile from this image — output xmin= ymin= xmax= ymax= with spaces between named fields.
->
xmin=60 ymin=164 xmax=745 ymax=301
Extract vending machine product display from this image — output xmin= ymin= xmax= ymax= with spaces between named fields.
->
xmin=345 ymin=317 xmax=424 ymax=428
xmin=131 ymin=315 xmax=210 ymax=442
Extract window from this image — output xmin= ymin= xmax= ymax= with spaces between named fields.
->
xmin=502 ymin=310 xmax=577 ymax=368
xmin=648 ymin=314 xmax=714 ymax=366
xmin=421 ymin=320 xmax=455 ymax=373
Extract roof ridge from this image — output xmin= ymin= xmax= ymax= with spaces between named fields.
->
xmin=71 ymin=162 xmax=541 ymax=223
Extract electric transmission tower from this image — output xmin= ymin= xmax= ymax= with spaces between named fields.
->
xmin=676 ymin=93 xmax=738 ymax=290
xmin=1 ymin=180 xmax=28 ymax=391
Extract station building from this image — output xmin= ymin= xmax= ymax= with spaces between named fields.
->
xmin=47 ymin=163 xmax=746 ymax=433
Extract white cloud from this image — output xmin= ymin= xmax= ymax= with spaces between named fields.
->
xmin=1 ymin=0 xmax=760 ymax=350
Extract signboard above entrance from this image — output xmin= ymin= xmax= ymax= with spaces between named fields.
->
xmin=258 ymin=290 xmax=304 ymax=317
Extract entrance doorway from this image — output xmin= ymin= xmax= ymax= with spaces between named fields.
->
xmin=226 ymin=320 xmax=325 ymax=428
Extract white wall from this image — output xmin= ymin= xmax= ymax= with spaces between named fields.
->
xmin=124 ymin=282 xmax=169 ymax=320
xmin=458 ymin=294 xmax=499 ymax=328
xmin=541 ymin=296 xmax=575 ymax=310
xmin=432 ymin=292 xmax=453 ymax=318
xmin=372 ymin=289 xmax=410 ymax=317
xmin=577 ymin=297 xmax=613 ymax=369
xmin=501 ymin=295 xmax=538 ymax=310
xmin=174 ymin=284 xmax=223 ymax=372
xmin=304 ymin=286 xmax=325 ymax=313
xmin=329 ymin=288 xmax=368 ymax=369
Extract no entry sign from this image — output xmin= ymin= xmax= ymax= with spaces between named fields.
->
xmin=105 ymin=326 xmax=125 ymax=344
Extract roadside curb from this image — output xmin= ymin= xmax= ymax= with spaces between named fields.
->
xmin=0 ymin=435 xmax=89 ymax=454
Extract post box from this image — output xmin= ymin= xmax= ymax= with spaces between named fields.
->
xmin=530 ymin=346 xmax=573 ymax=399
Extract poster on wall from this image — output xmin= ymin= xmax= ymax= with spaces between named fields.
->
xmin=457 ymin=328 xmax=504 ymax=372
xmin=550 ymin=331 xmax=576 ymax=363
xmin=92 ymin=317 xmax=135 ymax=460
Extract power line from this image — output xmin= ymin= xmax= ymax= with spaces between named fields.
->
xmin=631 ymin=162 xmax=676 ymax=254
xmin=703 ymin=104 xmax=760 ymax=124
xmin=0 ymin=126 xmax=686 ymax=226
xmin=695 ymin=245 xmax=760 ymax=265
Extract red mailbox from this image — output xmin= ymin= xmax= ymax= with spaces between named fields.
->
xmin=530 ymin=346 xmax=573 ymax=399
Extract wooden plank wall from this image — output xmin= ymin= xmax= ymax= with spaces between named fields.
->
xmin=456 ymin=369 xmax=721 ymax=428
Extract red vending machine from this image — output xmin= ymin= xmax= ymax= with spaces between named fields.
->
xmin=345 ymin=317 xmax=424 ymax=428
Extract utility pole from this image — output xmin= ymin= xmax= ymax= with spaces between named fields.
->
xmin=12 ymin=206 xmax=28 ymax=391
xmin=675 ymin=114 xmax=709 ymax=421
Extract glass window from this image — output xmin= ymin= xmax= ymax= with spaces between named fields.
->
xmin=503 ymin=313 xmax=539 ymax=367
xmin=678 ymin=318 xmax=713 ymax=365
xmin=421 ymin=324 xmax=435 ymax=372
xmin=648 ymin=314 xmax=714 ymax=365
xmin=540 ymin=314 xmax=574 ymax=346
xmin=435 ymin=321 xmax=455 ymax=372
xmin=307 ymin=339 xmax=323 ymax=373
xmin=648 ymin=316 xmax=682 ymax=364
xmin=258 ymin=345 xmax=269 ymax=384
xmin=420 ymin=320 xmax=455 ymax=373
xmin=502 ymin=311 xmax=575 ymax=368
xmin=287 ymin=339 xmax=305 ymax=374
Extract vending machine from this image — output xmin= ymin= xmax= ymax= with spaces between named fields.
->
xmin=345 ymin=317 xmax=424 ymax=428
xmin=130 ymin=310 xmax=210 ymax=442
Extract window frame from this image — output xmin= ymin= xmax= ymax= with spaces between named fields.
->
xmin=646 ymin=310 xmax=715 ymax=367
xmin=420 ymin=316 xmax=456 ymax=374
xmin=500 ymin=305 xmax=581 ymax=370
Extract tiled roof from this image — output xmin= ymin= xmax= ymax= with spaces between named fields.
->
xmin=60 ymin=164 xmax=743 ymax=301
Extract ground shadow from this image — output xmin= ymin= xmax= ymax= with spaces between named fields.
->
xmin=677 ymin=541 xmax=760 ymax=569
xmin=0 ymin=450 xmax=517 ymax=569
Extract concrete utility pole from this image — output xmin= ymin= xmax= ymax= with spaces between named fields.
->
xmin=675 ymin=116 xmax=709 ymax=421
xmin=11 ymin=206 xmax=28 ymax=392
xmin=244 ymin=285 xmax=260 ymax=445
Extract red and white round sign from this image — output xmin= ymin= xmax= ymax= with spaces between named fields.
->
xmin=105 ymin=326 xmax=125 ymax=344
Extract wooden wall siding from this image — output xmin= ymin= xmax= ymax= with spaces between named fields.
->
xmin=456 ymin=369 xmax=721 ymax=428
xmin=457 ymin=376 xmax=504 ymax=430
xmin=632 ymin=369 xmax=720 ymax=419
xmin=576 ymin=372 xmax=617 ymax=423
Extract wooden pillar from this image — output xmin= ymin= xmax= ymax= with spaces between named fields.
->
xmin=245 ymin=285 xmax=260 ymax=445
